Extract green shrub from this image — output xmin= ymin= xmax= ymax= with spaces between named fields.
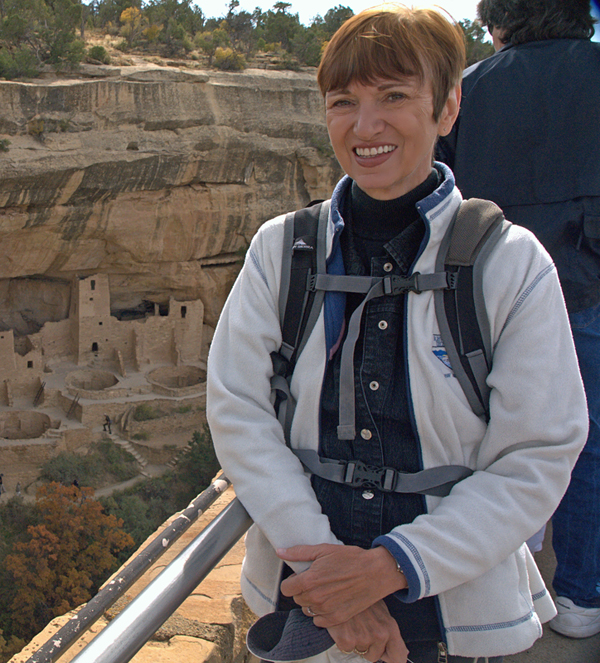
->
xmin=94 ymin=440 xmax=138 ymax=481
xmin=274 ymin=52 xmax=301 ymax=71
xmin=39 ymin=451 xmax=98 ymax=486
xmin=133 ymin=403 xmax=159 ymax=421
xmin=0 ymin=139 xmax=10 ymax=153
xmin=173 ymin=425 xmax=220 ymax=502
xmin=131 ymin=431 xmax=150 ymax=441
xmin=213 ymin=47 xmax=246 ymax=71
xmin=27 ymin=118 xmax=44 ymax=137
xmin=264 ymin=41 xmax=281 ymax=53
xmin=98 ymin=494 xmax=153 ymax=555
xmin=0 ymin=47 xmax=39 ymax=80
xmin=182 ymin=35 xmax=193 ymax=53
xmin=175 ymin=405 xmax=192 ymax=414
xmin=39 ymin=440 xmax=138 ymax=487
xmin=102 ymin=473 xmax=182 ymax=547
xmin=87 ymin=45 xmax=111 ymax=64
xmin=49 ymin=36 xmax=85 ymax=69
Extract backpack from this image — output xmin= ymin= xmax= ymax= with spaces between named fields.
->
xmin=270 ymin=197 xmax=511 ymax=496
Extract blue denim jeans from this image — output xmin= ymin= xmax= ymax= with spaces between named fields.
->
xmin=552 ymin=301 xmax=600 ymax=607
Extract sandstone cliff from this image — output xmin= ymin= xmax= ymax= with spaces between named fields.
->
xmin=0 ymin=65 xmax=342 ymax=334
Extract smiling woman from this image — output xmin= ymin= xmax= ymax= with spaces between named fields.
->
xmin=207 ymin=5 xmax=588 ymax=663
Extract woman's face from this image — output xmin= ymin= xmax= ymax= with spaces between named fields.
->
xmin=325 ymin=77 xmax=460 ymax=200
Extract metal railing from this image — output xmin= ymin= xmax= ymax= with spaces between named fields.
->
xmin=71 ymin=497 xmax=251 ymax=663
xmin=25 ymin=474 xmax=252 ymax=663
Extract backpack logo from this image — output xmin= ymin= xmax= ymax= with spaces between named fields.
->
xmin=432 ymin=334 xmax=452 ymax=371
xmin=292 ymin=238 xmax=313 ymax=251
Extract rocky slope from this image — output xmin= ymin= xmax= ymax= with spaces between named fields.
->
xmin=0 ymin=64 xmax=342 ymax=334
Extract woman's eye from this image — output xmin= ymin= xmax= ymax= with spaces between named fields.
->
xmin=330 ymin=98 xmax=352 ymax=108
xmin=386 ymin=92 xmax=406 ymax=102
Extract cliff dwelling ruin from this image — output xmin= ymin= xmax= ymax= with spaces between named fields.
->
xmin=0 ymin=272 xmax=207 ymax=486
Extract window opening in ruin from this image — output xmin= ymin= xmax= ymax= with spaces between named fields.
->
xmin=99 ymin=321 xmax=103 ymax=325
xmin=114 ymin=300 xmax=155 ymax=321
xmin=14 ymin=336 xmax=34 ymax=357
xmin=158 ymin=303 xmax=169 ymax=317
xmin=91 ymin=280 xmax=96 ymax=291
xmin=27 ymin=361 xmax=33 ymax=368
xmin=92 ymin=342 xmax=99 ymax=352
xmin=181 ymin=306 xmax=187 ymax=318
xmin=90 ymin=297 xmax=94 ymax=301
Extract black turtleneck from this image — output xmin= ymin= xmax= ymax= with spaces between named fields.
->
xmin=348 ymin=169 xmax=441 ymax=271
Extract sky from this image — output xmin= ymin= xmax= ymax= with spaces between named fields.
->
xmin=196 ymin=0 xmax=600 ymax=42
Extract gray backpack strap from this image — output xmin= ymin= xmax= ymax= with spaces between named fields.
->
xmin=278 ymin=213 xmax=296 ymax=327
xmin=293 ymin=449 xmax=473 ymax=497
xmin=295 ymin=200 xmax=330 ymax=359
xmin=272 ymin=201 xmax=330 ymax=444
xmin=434 ymin=198 xmax=511 ymax=420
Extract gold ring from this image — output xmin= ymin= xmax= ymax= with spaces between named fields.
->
xmin=339 ymin=649 xmax=353 ymax=655
xmin=353 ymin=648 xmax=369 ymax=656
xmin=306 ymin=606 xmax=317 ymax=617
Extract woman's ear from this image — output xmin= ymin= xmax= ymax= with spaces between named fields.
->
xmin=438 ymin=84 xmax=461 ymax=137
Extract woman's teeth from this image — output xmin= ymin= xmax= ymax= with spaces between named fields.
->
xmin=355 ymin=145 xmax=396 ymax=157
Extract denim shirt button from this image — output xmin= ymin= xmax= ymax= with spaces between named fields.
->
xmin=362 ymin=490 xmax=375 ymax=500
xmin=378 ymin=320 xmax=388 ymax=330
xmin=383 ymin=262 xmax=393 ymax=272
xmin=369 ymin=381 xmax=380 ymax=391
xmin=360 ymin=428 xmax=372 ymax=440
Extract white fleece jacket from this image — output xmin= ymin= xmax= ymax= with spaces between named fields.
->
xmin=207 ymin=167 xmax=588 ymax=658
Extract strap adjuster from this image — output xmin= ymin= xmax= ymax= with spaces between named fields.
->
xmin=446 ymin=272 xmax=458 ymax=289
xmin=342 ymin=461 xmax=398 ymax=492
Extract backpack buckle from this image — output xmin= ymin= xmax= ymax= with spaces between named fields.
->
xmin=384 ymin=273 xmax=422 ymax=295
xmin=342 ymin=461 xmax=397 ymax=492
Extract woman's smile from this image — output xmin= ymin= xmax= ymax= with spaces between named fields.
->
xmin=354 ymin=145 xmax=397 ymax=158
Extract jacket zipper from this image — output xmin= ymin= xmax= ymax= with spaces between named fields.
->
xmin=437 ymin=641 xmax=448 ymax=663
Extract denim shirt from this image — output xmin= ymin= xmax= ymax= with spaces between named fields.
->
xmin=312 ymin=181 xmax=442 ymax=643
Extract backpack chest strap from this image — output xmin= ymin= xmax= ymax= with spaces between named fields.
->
xmin=293 ymin=448 xmax=473 ymax=497
xmin=308 ymin=272 xmax=453 ymax=296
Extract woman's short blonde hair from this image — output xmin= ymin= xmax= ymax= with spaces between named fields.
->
xmin=317 ymin=4 xmax=466 ymax=120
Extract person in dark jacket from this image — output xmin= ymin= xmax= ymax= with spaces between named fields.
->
xmin=437 ymin=0 xmax=600 ymax=639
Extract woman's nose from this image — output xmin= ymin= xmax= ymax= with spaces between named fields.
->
xmin=354 ymin=105 xmax=384 ymax=139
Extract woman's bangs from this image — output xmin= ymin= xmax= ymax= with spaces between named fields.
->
xmin=323 ymin=32 xmax=422 ymax=92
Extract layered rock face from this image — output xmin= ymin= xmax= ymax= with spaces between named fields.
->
xmin=0 ymin=66 xmax=342 ymax=333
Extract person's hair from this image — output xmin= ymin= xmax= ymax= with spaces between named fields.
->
xmin=477 ymin=0 xmax=595 ymax=45
xmin=316 ymin=5 xmax=465 ymax=121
